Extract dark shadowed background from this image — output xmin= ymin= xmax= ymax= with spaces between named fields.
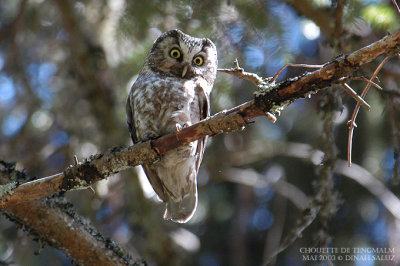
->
xmin=1 ymin=0 xmax=400 ymax=265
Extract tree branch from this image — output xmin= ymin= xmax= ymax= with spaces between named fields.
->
xmin=0 ymin=162 xmax=143 ymax=265
xmin=1 ymin=31 xmax=400 ymax=209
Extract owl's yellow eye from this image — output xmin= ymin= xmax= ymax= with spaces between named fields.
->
xmin=193 ymin=56 xmax=204 ymax=66
xmin=169 ymin=48 xmax=181 ymax=59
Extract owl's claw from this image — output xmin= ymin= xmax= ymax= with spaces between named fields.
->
xmin=175 ymin=124 xmax=183 ymax=132
xmin=183 ymin=122 xmax=191 ymax=128
xmin=175 ymin=122 xmax=191 ymax=132
xmin=142 ymin=131 xmax=158 ymax=141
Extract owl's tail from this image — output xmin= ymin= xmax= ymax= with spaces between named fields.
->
xmin=163 ymin=183 xmax=198 ymax=223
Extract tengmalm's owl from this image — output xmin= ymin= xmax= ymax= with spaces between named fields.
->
xmin=126 ymin=29 xmax=217 ymax=223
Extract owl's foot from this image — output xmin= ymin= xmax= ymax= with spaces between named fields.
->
xmin=175 ymin=122 xmax=191 ymax=132
xmin=142 ymin=131 xmax=158 ymax=141
xmin=175 ymin=124 xmax=182 ymax=132
xmin=183 ymin=122 xmax=191 ymax=128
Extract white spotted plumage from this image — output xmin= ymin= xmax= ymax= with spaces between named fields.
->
xmin=126 ymin=29 xmax=217 ymax=223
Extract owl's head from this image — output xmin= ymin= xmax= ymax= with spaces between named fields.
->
xmin=144 ymin=29 xmax=217 ymax=84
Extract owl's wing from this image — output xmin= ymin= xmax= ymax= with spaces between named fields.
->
xmin=126 ymin=86 xmax=168 ymax=202
xmin=195 ymin=85 xmax=210 ymax=172
xmin=143 ymin=85 xmax=210 ymax=204
xmin=163 ymin=85 xmax=210 ymax=223
xmin=125 ymin=92 xmax=138 ymax=144
xmin=141 ymin=165 xmax=167 ymax=201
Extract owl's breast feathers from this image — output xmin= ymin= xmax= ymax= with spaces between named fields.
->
xmin=126 ymin=73 xmax=210 ymax=223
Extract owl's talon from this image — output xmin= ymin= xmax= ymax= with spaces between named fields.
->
xmin=142 ymin=131 xmax=158 ymax=141
xmin=182 ymin=122 xmax=191 ymax=129
xmin=175 ymin=124 xmax=183 ymax=132
xmin=175 ymin=122 xmax=191 ymax=132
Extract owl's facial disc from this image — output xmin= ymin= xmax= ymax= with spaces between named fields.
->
xmin=146 ymin=29 xmax=217 ymax=82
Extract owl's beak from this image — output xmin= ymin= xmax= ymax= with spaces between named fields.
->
xmin=181 ymin=65 xmax=188 ymax=78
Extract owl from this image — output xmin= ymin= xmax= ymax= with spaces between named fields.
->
xmin=126 ymin=29 xmax=217 ymax=223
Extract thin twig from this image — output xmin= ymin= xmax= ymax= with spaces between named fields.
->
xmin=217 ymin=59 xmax=263 ymax=86
xmin=341 ymin=83 xmax=371 ymax=110
xmin=342 ymin=76 xmax=383 ymax=91
xmin=265 ymin=112 xmax=277 ymax=123
xmin=73 ymin=155 xmax=79 ymax=165
xmin=88 ymin=186 xmax=96 ymax=194
xmin=271 ymin=63 xmax=323 ymax=82
xmin=347 ymin=56 xmax=392 ymax=166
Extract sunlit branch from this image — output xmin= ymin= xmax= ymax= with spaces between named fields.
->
xmin=341 ymin=76 xmax=383 ymax=91
xmin=217 ymin=58 xmax=264 ymax=86
xmin=1 ymin=30 xmax=400 ymax=209
xmin=341 ymin=83 xmax=371 ymax=111
xmin=271 ymin=63 xmax=323 ymax=82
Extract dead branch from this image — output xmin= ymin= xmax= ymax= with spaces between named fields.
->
xmin=0 ymin=31 xmax=399 ymax=208
xmin=217 ymin=58 xmax=264 ymax=86
xmin=342 ymin=76 xmax=383 ymax=91
xmin=347 ymin=55 xmax=393 ymax=166
xmin=340 ymin=83 xmax=371 ymax=110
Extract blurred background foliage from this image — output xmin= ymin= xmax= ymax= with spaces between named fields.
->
xmin=0 ymin=0 xmax=400 ymax=265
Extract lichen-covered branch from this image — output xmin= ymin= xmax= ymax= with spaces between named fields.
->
xmin=1 ymin=30 xmax=400 ymax=209
xmin=0 ymin=161 xmax=143 ymax=266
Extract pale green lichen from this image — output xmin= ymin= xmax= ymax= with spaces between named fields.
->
xmin=0 ymin=181 xmax=17 ymax=198
xmin=71 ymin=178 xmax=90 ymax=190
xmin=254 ymin=81 xmax=276 ymax=97
xmin=269 ymin=99 xmax=292 ymax=114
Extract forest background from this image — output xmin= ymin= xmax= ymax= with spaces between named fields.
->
xmin=0 ymin=0 xmax=400 ymax=265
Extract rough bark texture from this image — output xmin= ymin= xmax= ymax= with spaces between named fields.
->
xmin=4 ymin=198 xmax=140 ymax=266
xmin=0 ymin=161 xmax=143 ymax=266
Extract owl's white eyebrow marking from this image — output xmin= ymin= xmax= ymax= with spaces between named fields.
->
xmin=179 ymin=36 xmax=203 ymax=54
